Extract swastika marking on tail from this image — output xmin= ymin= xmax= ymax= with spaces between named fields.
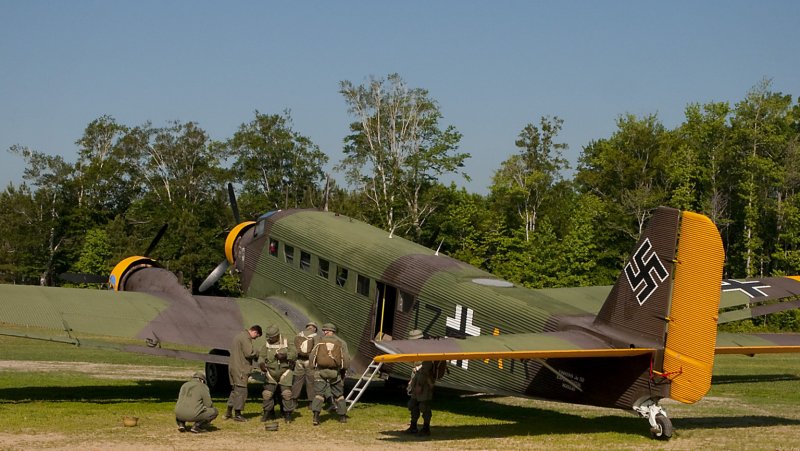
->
xmin=624 ymin=238 xmax=669 ymax=306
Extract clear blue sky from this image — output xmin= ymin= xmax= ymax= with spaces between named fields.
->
xmin=2 ymin=1 xmax=798 ymax=194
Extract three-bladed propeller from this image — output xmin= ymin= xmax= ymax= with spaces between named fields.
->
xmin=198 ymin=183 xmax=252 ymax=292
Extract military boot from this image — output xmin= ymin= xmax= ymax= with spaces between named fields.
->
xmin=419 ymin=421 xmax=431 ymax=436
xmin=312 ymin=411 xmax=320 ymax=426
xmin=223 ymin=406 xmax=233 ymax=420
xmin=233 ymin=410 xmax=248 ymax=422
xmin=260 ymin=409 xmax=273 ymax=422
xmin=284 ymin=411 xmax=294 ymax=423
xmin=190 ymin=421 xmax=208 ymax=433
xmin=176 ymin=419 xmax=187 ymax=433
xmin=404 ymin=421 xmax=418 ymax=434
xmin=339 ymin=414 xmax=348 ymax=423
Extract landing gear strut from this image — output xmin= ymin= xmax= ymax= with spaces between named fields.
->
xmin=633 ymin=399 xmax=673 ymax=440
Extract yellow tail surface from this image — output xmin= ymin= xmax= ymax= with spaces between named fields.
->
xmin=663 ymin=211 xmax=725 ymax=403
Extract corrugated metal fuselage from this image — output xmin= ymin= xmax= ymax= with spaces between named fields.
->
xmin=237 ymin=209 xmax=666 ymax=411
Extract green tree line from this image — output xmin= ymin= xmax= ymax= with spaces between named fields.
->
xmin=1 ymin=75 xmax=799 ymax=329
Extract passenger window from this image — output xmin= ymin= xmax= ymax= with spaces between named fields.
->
xmin=285 ymin=245 xmax=294 ymax=265
xmin=357 ymin=274 xmax=370 ymax=297
xmin=319 ymin=259 xmax=329 ymax=279
xmin=398 ymin=290 xmax=415 ymax=312
xmin=300 ymin=250 xmax=311 ymax=271
xmin=336 ymin=266 xmax=348 ymax=287
xmin=269 ymin=239 xmax=278 ymax=257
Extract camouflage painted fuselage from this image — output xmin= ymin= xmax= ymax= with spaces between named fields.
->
xmin=232 ymin=209 xmax=664 ymax=410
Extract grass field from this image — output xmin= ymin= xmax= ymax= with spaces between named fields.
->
xmin=1 ymin=335 xmax=800 ymax=450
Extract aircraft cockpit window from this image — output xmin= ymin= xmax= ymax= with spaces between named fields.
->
xmin=254 ymin=219 xmax=266 ymax=237
xmin=357 ymin=274 xmax=370 ymax=297
xmin=269 ymin=239 xmax=278 ymax=257
xmin=300 ymin=250 xmax=311 ymax=271
xmin=318 ymin=258 xmax=330 ymax=279
xmin=285 ymin=245 xmax=295 ymax=265
xmin=336 ymin=267 xmax=348 ymax=287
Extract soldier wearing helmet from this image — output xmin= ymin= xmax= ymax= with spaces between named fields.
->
xmin=175 ymin=372 xmax=218 ymax=433
xmin=258 ymin=325 xmax=297 ymax=423
xmin=310 ymin=322 xmax=350 ymax=425
xmin=292 ymin=321 xmax=319 ymax=406
xmin=404 ymin=329 xmax=436 ymax=436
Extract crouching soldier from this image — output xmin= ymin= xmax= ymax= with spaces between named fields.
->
xmin=310 ymin=323 xmax=350 ymax=425
xmin=175 ymin=372 xmax=218 ymax=433
xmin=258 ymin=325 xmax=297 ymax=423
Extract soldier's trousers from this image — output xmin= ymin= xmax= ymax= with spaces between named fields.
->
xmin=291 ymin=358 xmax=315 ymax=401
xmin=177 ymin=406 xmax=219 ymax=424
xmin=311 ymin=370 xmax=345 ymax=415
xmin=227 ymin=384 xmax=248 ymax=411
xmin=408 ymin=397 xmax=431 ymax=423
xmin=262 ymin=382 xmax=296 ymax=413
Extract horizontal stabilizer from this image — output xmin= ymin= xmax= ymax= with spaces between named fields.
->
xmin=715 ymin=332 xmax=800 ymax=355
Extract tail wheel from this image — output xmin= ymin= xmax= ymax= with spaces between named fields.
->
xmin=651 ymin=414 xmax=673 ymax=440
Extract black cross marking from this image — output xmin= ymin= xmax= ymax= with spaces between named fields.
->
xmin=721 ymin=279 xmax=770 ymax=299
xmin=624 ymin=238 xmax=669 ymax=306
xmin=446 ymin=304 xmax=480 ymax=369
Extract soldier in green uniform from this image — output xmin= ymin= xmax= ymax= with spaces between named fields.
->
xmin=310 ymin=322 xmax=350 ymax=425
xmin=292 ymin=321 xmax=319 ymax=405
xmin=175 ymin=372 xmax=218 ymax=433
xmin=224 ymin=324 xmax=262 ymax=422
xmin=405 ymin=329 xmax=435 ymax=436
xmin=258 ymin=325 xmax=297 ymax=423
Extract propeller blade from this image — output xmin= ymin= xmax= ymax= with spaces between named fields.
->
xmin=59 ymin=272 xmax=108 ymax=284
xmin=145 ymin=223 xmax=168 ymax=256
xmin=198 ymin=260 xmax=230 ymax=292
xmin=228 ymin=182 xmax=241 ymax=224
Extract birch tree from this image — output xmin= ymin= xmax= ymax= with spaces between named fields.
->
xmin=338 ymin=73 xmax=468 ymax=239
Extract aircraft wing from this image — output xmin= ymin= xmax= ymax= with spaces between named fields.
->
xmin=373 ymin=331 xmax=656 ymax=363
xmin=535 ymin=276 xmax=800 ymax=325
xmin=715 ymin=332 xmax=800 ymax=354
xmin=0 ymin=284 xmax=296 ymax=363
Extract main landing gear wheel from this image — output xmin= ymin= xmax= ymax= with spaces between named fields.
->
xmin=650 ymin=414 xmax=673 ymax=440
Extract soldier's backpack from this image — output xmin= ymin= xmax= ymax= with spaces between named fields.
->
xmin=313 ymin=337 xmax=344 ymax=369
xmin=295 ymin=332 xmax=316 ymax=359
xmin=432 ymin=360 xmax=449 ymax=381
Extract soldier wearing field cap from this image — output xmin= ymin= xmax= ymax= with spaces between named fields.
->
xmin=405 ymin=329 xmax=435 ymax=436
xmin=175 ymin=372 xmax=218 ymax=433
xmin=310 ymin=322 xmax=350 ymax=425
xmin=258 ymin=324 xmax=297 ymax=423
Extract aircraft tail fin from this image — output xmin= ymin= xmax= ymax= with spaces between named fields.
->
xmin=595 ymin=207 xmax=725 ymax=404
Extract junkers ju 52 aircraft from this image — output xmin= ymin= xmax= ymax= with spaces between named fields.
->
xmin=2 ymin=194 xmax=800 ymax=440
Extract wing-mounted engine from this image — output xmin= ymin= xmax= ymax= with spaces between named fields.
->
xmin=109 ymin=256 xmax=161 ymax=291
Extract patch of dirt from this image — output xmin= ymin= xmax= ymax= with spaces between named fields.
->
xmin=0 ymin=360 xmax=192 ymax=380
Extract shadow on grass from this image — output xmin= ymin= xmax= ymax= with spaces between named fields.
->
xmin=0 ymin=380 xmax=185 ymax=404
xmin=361 ymin=382 xmax=800 ymax=442
xmin=711 ymin=373 xmax=800 ymax=385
